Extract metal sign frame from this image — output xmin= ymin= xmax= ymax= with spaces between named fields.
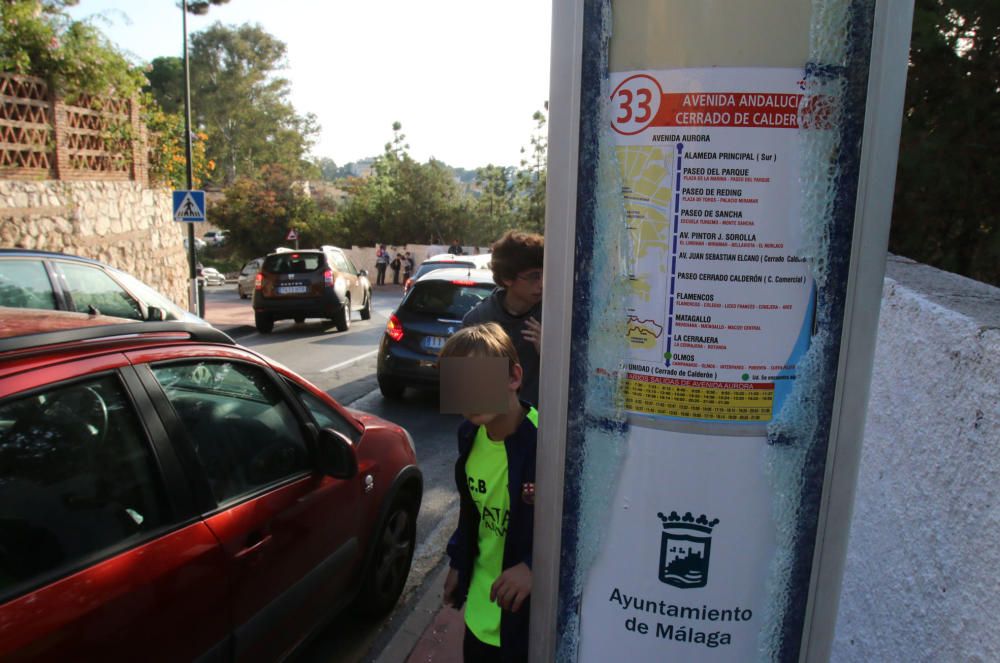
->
xmin=532 ymin=0 xmax=914 ymax=660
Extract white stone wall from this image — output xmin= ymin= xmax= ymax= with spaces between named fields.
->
xmin=0 ymin=180 xmax=189 ymax=306
xmin=832 ymin=256 xmax=1000 ymax=661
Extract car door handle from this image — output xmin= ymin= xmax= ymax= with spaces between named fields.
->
xmin=234 ymin=533 xmax=273 ymax=559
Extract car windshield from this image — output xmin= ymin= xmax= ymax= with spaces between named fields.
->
xmin=112 ymin=269 xmax=201 ymax=323
xmin=412 ymin=261 xmax=475 ymax=281
xmin=263 ymin=253 xmax=322 ymax=273
xmin=402 ymin=281 xmax=493 ymax=318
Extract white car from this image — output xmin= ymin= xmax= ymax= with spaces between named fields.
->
xmin=203 ymin=230 xmax=229 ymax=246
xmin=184 ymin=237 xmax=207 ymax=251
xmin=201 ymin=267 xmax=226 ymax=286
xmin=237 ymin=257 xmax=264 ymax=299
xmin=403 ymin=252 xmax=492 ymax=294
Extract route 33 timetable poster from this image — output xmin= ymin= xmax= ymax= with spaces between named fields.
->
xmin=610 ymin=67 xmax=816 ymax=430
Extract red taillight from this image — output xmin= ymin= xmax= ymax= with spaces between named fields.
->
xmin=451 ymin=279 xmax=476 ymax=286
xmin=386 ymin=314 xmax=404 ymax=342
xmin=324 ymin=269 xmax=334 ymax=286
xmin=254 ymin=273 xmax=263 ymax=290
xmin=403 ymin=277 xmax=413 ymax=293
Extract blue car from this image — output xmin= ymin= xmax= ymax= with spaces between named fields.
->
xmin=377 ymin=267 xmax=496 ymax=399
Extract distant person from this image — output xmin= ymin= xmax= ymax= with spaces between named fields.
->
xmin=462 ymin=231 xmax=543 ymax=406
xmin=449 ymin=239 xmax=465 ymax=256
xmin=403 ymin=251 xmax=414 ymax=281
xmin=375 ymin=244 xmax=389 ymax=286
xmin=440 ymin=323 xmax=537 ymax=663
xmin=390 ymin=251 xmax=402 ymax=285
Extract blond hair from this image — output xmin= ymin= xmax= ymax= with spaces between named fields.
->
xmin=440 ymin=322 xmax=520 ymax=372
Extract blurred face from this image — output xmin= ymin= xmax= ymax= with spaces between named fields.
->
xmin=439 ymin=355 xmax=522 ymax=420
xmin=502 ymin=268 xmax=543 ymax=312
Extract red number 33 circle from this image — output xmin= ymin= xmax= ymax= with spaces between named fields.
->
xmin=611 ymin=74 xmax=662 ymax=135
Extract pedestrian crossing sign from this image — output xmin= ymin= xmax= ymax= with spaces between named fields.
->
xmin=173 ymin=190 xmax=206 ymax=222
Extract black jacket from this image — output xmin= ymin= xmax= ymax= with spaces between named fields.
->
xmin=447 ymin=406 xmax=537 ymax=662
xmin=462 ymin=291 xmax=541 ymax=406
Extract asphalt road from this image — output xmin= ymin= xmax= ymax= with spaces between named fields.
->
xmin=202 ymin=286 xmax=461 ymax=662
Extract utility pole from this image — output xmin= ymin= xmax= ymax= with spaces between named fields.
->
xmin=182 ymin=0 xmax=199 ymax=315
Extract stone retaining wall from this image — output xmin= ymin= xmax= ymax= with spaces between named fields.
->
xmin=0 ymin=180 xmax=188 ymax=306
xmin=832 ymin=256 xmax=1000 ymax=661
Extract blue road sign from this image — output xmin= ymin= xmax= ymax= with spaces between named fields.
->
xmin=173 ymin=190 xmax=206 ymax=222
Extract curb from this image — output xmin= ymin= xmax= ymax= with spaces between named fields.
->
xmin=373 ymin=562 xmax=452 ymax=663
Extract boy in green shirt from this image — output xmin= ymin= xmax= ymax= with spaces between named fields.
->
xmin=440 ymin=322 xmax=538 ymax=663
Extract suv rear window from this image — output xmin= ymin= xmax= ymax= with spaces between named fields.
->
xmin=263 ymin=253 xmax=323 ymax=274
xmin=402 ymin=281 xmax=493 ymax=318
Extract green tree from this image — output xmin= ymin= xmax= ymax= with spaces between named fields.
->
xmin=338 ymin=122 xmax=469 ymax=245
xmin=186 ymin=0 xmax=232 ymax=15
xmin=210 ymin=163 xmax=343 ymax=257
xmin=0 ymin=0 xmax=145 ymax=99
xmin=142 ymin=93 xmax=213 ymax=188
xmin=512 ymin=104 xmax=548 ymax=234
xmin=315 ymin=157 xmax=346 ymax=181
xmin=472 ymin=164 xmax=516 ymax=244
xmin=144 ymin=56 xmax=184 ymax=114
xmin=891 ymin=3 xmax=999 ymax=284
xmin=176 ymin=23 xmax=318 ymax=186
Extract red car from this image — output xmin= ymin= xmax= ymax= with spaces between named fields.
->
xmin=0 ymin=308 xmax=422 ymax=661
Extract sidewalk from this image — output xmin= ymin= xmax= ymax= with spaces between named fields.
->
xmin=200 ymin=287 xmax=254 ymax=334
xmin=375 ymin=564 xmax=464 ymax=663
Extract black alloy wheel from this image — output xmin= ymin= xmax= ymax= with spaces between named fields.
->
xmin=334 ymin=295 xmax=351 ymax=332
xmin=255 ymin=312 xmax=274 ymax=334
xmin=377 ymin=374 xmax=405 ymax=400
xmin=355 ymin=499 xmax=417 ymax=616
xmin=360 ymin=291 xmax=372 ymax=320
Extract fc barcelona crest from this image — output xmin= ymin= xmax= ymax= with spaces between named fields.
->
xmin=657 ymin=511 xmax=720 ymax=589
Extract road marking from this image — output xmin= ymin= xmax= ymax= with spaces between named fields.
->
xmin=320 ymin=349 xmax=378 ymax=373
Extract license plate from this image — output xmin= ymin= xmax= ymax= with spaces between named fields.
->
xmin=422 ymin=336 xmax=446 ymax=350
xmin=277 ymin=285 xmax=308 ymax=294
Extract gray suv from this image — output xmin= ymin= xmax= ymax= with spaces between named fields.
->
xmin=251 ymin=246 xmax=371 ymax=333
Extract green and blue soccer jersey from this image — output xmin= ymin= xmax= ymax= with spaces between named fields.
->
xmin=464 ymin=426 xmax=510 ymax=646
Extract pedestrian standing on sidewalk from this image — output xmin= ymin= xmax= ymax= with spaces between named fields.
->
xmin=375 ymin=243 xmax=389 ymax=286
xmin=390 ymin=251 xmax=402 ymax=285
xmin=440 ymin=323 xmax=536 ymax=663
xmin=403 ymin=251 xmax=415 ymax=282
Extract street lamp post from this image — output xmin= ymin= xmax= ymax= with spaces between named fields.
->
xmin=182 ymin=0 xmax=199 ymax=315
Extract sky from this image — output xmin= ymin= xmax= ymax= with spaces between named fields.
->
xmin=67 ymin=0 xmax=552 ymax=170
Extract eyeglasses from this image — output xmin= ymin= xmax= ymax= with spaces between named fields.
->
xmin=515 ymin=270 xmax=543 ymax=283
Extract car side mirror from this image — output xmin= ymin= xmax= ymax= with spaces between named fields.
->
xmin=316 ymin=428 xmax=358 ymax=479
xmin=146 ymin=306 xmax=166 ymax=321
xmin=358 ymin=269 xmax=368 ymax=278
